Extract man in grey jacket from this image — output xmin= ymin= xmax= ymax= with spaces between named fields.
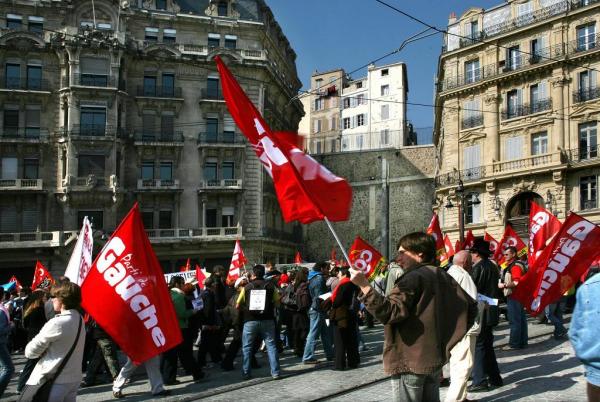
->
xmin=0 ymin=287 xmax=13 ymax=398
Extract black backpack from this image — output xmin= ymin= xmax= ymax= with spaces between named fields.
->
xmin=281 ymin=284 xmax=298 ymax=309
xmin=295 ymin=282 xmax=311 ymax=312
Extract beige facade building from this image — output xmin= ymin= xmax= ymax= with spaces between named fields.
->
xmin=434 ymin=0 xmax=600 ymax=243
xmin=0 ymin=0 xmax=304 ymax=280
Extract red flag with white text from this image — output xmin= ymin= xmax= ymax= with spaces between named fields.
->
xmin=32 ymin=261 xmax=54 ymax=290
xmin=528 ymin=202 xmax=562 ymax=267
xmin=512 ymin=212 xmax=600 ymax=314
xmin=227 ymin=240 xmax=247 ymax=282
xmin=484 ymin=232 xmax=500 ymax=261
xmin=443 ymin=235 xmax=455 ymax=259
xmin=494 ymin=225 xmax=528 ymax=268
xmin=426 ymin=213 xmax=448 ymax=266
xmin=81 ymin=203 xmax=182 ymax=364
xmin=215 ymin=56 xmax=352 ymax=223
xmin=348 ymin=236 xmax=386 ymax=280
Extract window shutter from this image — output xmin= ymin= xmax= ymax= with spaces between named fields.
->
xmin=0 ymin=207 xmax=17 ymax=232
xmin=472 ymin=195 xmax=482 ymax=223
xmin=22 ymin=209 xmax=39 ymax=232
xmin=592 ymin=70 xmax=597 ymax=88
xmin=539 ymin=80 xmax=547 ymax=100
xmin=464 ymin=144 xmax=480 ymax=169
xmin=224 ymin=116 xmax=235 ymax=132
xmin=506 ymin=136 xmax=524 ymax=160
xmin=1 ymin=158 xmax=17 ymax=180
xmin=80 ymin=57 xmax=109 ymax=75
xmin=539 ymin=36 xmax=546 ymax=54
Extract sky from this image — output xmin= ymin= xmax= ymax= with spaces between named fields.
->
xmin=267 ymin=0 xmax=499 ymax=139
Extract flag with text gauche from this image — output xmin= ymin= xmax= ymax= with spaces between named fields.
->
xmin=215 ymin=56 xmax=352 ymax=223
xmin=81 ymin=203 xmax=182 ymax=364
xmin=512 ymin=212 xmax=600 ymax=314
xmin=528 ymin=202 xmax=562 ymax=267
xmin=32 ymin=261 xmax=54 ymax=290
xmin=426 ymin=213 xmax=449 ymax=266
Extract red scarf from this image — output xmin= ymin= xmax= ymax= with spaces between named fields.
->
xmin=331 ymin=277 xmax=351 ymax=302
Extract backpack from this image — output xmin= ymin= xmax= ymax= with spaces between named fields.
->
xmin=281 ymin=284 xmax=298 ymax=309
xmin=296 ymin=282 xmax=311 ymax=312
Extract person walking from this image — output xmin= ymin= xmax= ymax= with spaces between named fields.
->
xmin=112 ymin=355 xmax=170 ymax=398
xmin=498 ymin=246 xmax=528 ymax=350
xmin=468 ymin=238 xmax=503 ymax=392
xmin=302 ymin=262 xmax=334 ymax=364
xmin=330 ymin=268 xmax=360 ymax=371
xmin=82 ymin=318 xmax=120 ymax=386
xmin=0 ymin=287 xmax=13 ymax=399
xmin=350 ymin=232 xmax=473 ymax=402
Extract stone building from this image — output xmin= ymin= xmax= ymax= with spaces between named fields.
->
xmin=0 ymin=0 xmax=304 ymax=281
xmin=434 ymin=0 xmax=600 ymax=243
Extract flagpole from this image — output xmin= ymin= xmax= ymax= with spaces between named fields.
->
xmin=323 ymin=217 xmax=352 ymax=268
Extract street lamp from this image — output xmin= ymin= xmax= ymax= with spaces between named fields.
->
xmin=445 ymin=178 xmax=480 ymax=243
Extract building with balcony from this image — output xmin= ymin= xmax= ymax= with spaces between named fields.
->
xmin=0 ymin=0 xmax=304 ymax=280
xmin=433 ymin=0 xmax=600 ymax=242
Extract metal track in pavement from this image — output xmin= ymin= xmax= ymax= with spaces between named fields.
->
xmin=309 ymin=377 xmax=389 ymax=401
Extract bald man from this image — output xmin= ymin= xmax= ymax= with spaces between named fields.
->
xmin=445 ymin=250 xmax=481 ymax=402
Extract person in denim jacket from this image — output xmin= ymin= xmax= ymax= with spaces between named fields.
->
xmin=570 ymin=272 xmax=600 ymax=402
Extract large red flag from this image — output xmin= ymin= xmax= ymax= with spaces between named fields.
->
xmin=512 ymin=212 xmax=600 ymax=314
xmin=528 ymin=202 xmax=562 ymax=267
xmin=227 ymin=240 xmax=247 ymax=282
xmin=81 ymin=203 xmax=182 ymax=364
xmin=443 ymin=235 xmax=455 ymax=259
xmin=494 ymin=225 xmax=528 ymax=268
xmin=32 ymin=261 xmax=54 ymax=290
xmin=215 ymin=56 xmax=352 ymax=223
xmin=484 ymin=232 xmax=500 ymax=260
xmin=294 ymin=251 xmax=303 ymax=264
xmin=463 ymin=230 xmax=475 ymax=251
xmin=348 ymin=236 xmax=386 ymax=280
xmin=426 ymin=213 xmax=448 ymax=266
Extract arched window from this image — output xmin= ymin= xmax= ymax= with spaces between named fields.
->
xmin=505 ymin=191 xmax=543 ymax=238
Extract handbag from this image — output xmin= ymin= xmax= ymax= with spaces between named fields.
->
xmin=19 ymin=316 xmax=83 ymax=402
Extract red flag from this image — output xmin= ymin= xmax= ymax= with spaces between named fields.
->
xmin=180 ymin=258 xmax=191 ymax=272
xmin=348 ymin=236 xmax=386 ymax=280
xmin=195 ymin=264 xmax=206 ymax=290
xmin=295 ymin=251 xmax=303 ymax=264
xmin=227 ymin=240 xmax=247 ymax=282
xmin=32 ymin=261 xmax=54 ymax=290
xmin=528 ymin=202 xmax=562 ymax=267
xmin=494 ymin=225 xmax=528 ymax=268
xmin=81 ymin=203 xmax=182 ymax=364
xmin=455 ymin=240 xmax=462 ymax=252
xmin=484 ymin=232 xmax=500 ymax=260
xmin=512 ymin=212 xmax=600 ymax=314
xmin=330 ymin=248 xmax=337 ymax=263
xmin=426 ymin=213 xmax=448 ymax=266
xmin=443 ymin=235 xmax=455 ymax=259
xmin=8 ymin=276 xmax=22 ymax=292
xmin=215 ymin=56 xmax=352 ymax=223
xmin=463 ymin=230 xmax=475 ymax=251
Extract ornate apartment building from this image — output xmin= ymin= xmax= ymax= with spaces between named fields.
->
xmin=0 ymin=0 xmax=304 ymax=279
xmin=434 ymin=0 xmax=600 ymax=242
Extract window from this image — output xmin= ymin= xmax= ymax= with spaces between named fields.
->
xmin=330 ymin=116 xmax=336 ymax=130
xmin=343 ymin=117 xmax=351 ymax=129
xmin=314 ymin=97 xmax=324 ymax=111
xmin=223 ymin=116 xmax=235 ymax=142
xmin=142 ymin=211 xmax=154 ymax=229
xmin=0 ymin=206 xmax=17 ymax=232
xmin=356 ymin=94 xmax=366 ymax=105
xmin=330 ymin=138 xmax=337 ymax=152
xmin=141 ymin=160 xmax=154 ymax=180
xmin=97 ymin=23 xmax=112 ymax=30
xmin=78 ymin=211 xmax=103 ymax=230
xmin=161 ymin=114 xmax=174 ymax=140
xmin=22 ymin=209 xmax=38 ymax=232
xmin=578 ymin=70 xmax=597 ymax=101
xmin=381 ymin=104 xmax=389 ymax=120
xmin=143 ymin=75 xmax=157 ymax=96
xmin=3 ymin=108 xmax=18 ymax=136
xmin=222 ymin=207 xmax=234 ymax=227
xmin=155 ymin=0 xmax=166 ymax=10
xmin=224 ymin=35 xmax=237 ymax=49
xmin=205 ymin=209 xmax=217 ymax=227
xmin=142 ymin=112 xmax=155 ymax=139
xmin=581 ymin=176 xmax=597 ymax=210
xmin=315 ymin=140 xmax=322 ymax=154
xmin=465 ymin=59 xmax=480 ymax=83
xmin=577 ymin=24 xmax=596 ymax=51
xmin=78 ymin=155 xmax=105 ymax=178
xmin=463 ymin=144 xmax=481 ymax=179
xmin=204 ymin=158 xmax=218 ymax=181
xmin=208 ymin=33 xmax=220 ymax=48
xmin=356 ymin=82 xmax=362 ymax=89
xmin=222 ymin=161 xmax=234 ymax=180
xmin=579 ymin=122 xmax=597 ymax=159
xmin=79 ymin=107 xmax=106 ymax=135
xmin=1 ymin=157 xmax=17 ymax=179
xmin=80 ymin=57 xmax=109 ymax=86
xmin=343 ymin=97 xmax=351 ymax=109
xmin=144 ymin=27 xmax=159 ymax=42
xmin=357 ymin=114 xmax=365 ymax=127
xmin=380 ymin=129 xmax=390 ymax=145
xmin=206 ymin=77 xmax=219 ymax=98
xmin=467 ymin=20 xmax=479 ymax=39
xmin=218 ymin=2 xmax=228 ymax=16
xmin=531 ymin=132 xmax=548 ymax=155
xmin=506 ymin=46 xmax=521 ymax=70
xmin=465 ymin=193 xmax=481 ymax=224
xmin=6 ymin=14 xmax=22 ymax=30
xmin=381 ymin=85 xmax=389 ymax=96
xmin=23 ymin=158 xmax=38 ymax=179
xmin=356 ymin=135 xmax=364 ymax=150
xmin=28 ymin=16 xmax=43 ymax=34
xmin=5 ymin=63 xmax=20 ymax=89
xmin=163 ymin=29 xmax=176 ymax=43
xmin=315 ymin=78 xmax=323 ymax=89
xmin=206 ymin=118 xmax=218 ymax=142
xmin=26 ymin=65 xmax=42 ymax=90
xmin=313 ymin=119 xmax=321 ymax=133
xmin=162 ymin=73 xmax=174 ymax=96
xmin=25 ymin=107 xmax=40 ymax=138
xmin=160 ymin=162 xmax=172 ymax=181
xmin=381 ymin=69 xmax=389 ymax=76
xmin=158 ymin=210 xmax=172 ymax=229
xmin=506 ymin=89 xmax=522 ymax=119
xmin=505 ymin=135 xmax=524 ymax=161
xmin=530 ymin=37 xmax=545 ymax=61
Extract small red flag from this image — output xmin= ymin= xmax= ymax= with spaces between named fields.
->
xmin=180 ymin=258 xmax=191 ymax=272
xmin=294 ymin=251 xmax=303 ymax=264
xmin=81 ymin=203 xmax=182 ymax=364
xmin=443 ymin=235 xmax=455 ymax=259
xmin=463 ymin=230 xmax=475 ymax=251
xmin=195 ymin=264 xmax=206 ymax=290
xmin=227 ymin=240 xmax=247 ymax=282
xmin=494 ymin=225 xmax=528 ymax=268
xmin=484 ymin=232 xmax=499 ymax=260
xmin=348 ymin=236 xmax=386 ymax=280
xmin=32 ymin=261 xmax=54 ymax=290
xmin=455 ymin=240 xmax=462 ymax=252
xmin=528 ymin=202 xmax=562 ymax=267
xmin=426 ymin=213 xmax=448 ymax=266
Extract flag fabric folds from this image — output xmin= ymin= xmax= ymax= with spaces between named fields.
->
xmin=227 ymin=240 xmax=247 ymax=282
xmin=484 ymin=232 xmax=499 ymax=260
xmin=215 ymin=56 xmax=352 ymax=224
xmin=295 ymin=251 xmax=303 ymax=264
xmin=443 ymin=235 xmax=455 ymax=260
xmin=426 ymin=213 xmax=449 ymax=266
xmin=180 ymin=258 xmax=191 ymax=272
xmin=64 ymin=216 xmax=94 ymax=285
xmin=81 ymin=203 xmax=182 ymax=364
xmin=32 ymin=261 xmax=54 ymax=290
xmin=348 ymin=236 xmax=386 ymax=280
xmin=195 ymin=264 xmax=207 ymax=290
xmin=494 ymin=225 xmax=528 ymax=268
xmin=512 ymin=212 xmax=600 ymax=315
xmin=463 ymin=230 xmax=475 ymax=251
xmin=528 ymin=202 xmax=562 ymax=267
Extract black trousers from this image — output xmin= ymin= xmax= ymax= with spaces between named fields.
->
xmin=197 ymin=329 xmax=222 ymax=367
xmin=161 ymin=328 xmax=202 ymax=383
xmin=333 ymin=323 xmax=360 ymax=370
xmin=17 ymin=358 xmax=38 ymax=392
xmin=471 ymin=325 xmax=502 ymax=386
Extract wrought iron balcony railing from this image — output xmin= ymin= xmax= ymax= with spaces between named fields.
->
xmin=1 ymin=77 xmax=50 ymax=91
xmin=60 ymin=124 xmax=117 ymax=137
xmin=568 ymin=145 xmax=599 ymax=161
xmin=501 ymin=99 xmax=552 ymax=120
xmin=136 ymin=85 xmax=182 ymax=98
xmin=72 ymin=73 xmax=117 ymax=88
xmin=200 ymin=88 xmax=224 ymax=100
xmin=133 ymin=131 xmax=184 ymax=143
xmin=0 ymin=128 xmax=48 ymax=140
xmin=573 ymin=87 xmax=600 ymax=103
xmin=197 ymin=132 xmax=244 ymax=144
xmin=461 ymin=114 xmax=484 ymax=129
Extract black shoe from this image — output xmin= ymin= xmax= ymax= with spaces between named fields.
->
xmin=153 ymin=389 xmax=171 ymax=397
xmin=489 ymin=378 xmax=503 ymax=387
xmin=467 ymin=383 xmax=489 ymax=392
xmin=163 ymin=380 xmax=180 ymax=386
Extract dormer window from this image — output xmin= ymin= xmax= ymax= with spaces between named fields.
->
xmin=28 ymin=17 xmax=43 ymax=34
xmin=163 ymin=29 xmax=176 ymax=43
xmin=224 ymin=35 xmax=237 ymax=49
xmin=6 ymin=14 xmax=22 ymax=30
xmin=208 ymin=33 xmax=220 ymax=48
xmin=145 ymin=27 xmax=159 ymax=42
xmin=218 ymin=2 xmax=228 ymax=16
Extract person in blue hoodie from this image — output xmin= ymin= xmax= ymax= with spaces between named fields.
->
xmin=570 ymin=270 xmax=600 ymax=402
xmin=302 ymin=261 xmax=334 ymax=364
xmin=0 ymin=287 xmax=13 ymax=398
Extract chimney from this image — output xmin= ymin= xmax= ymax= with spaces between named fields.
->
xmin=449 ymin=11 xmax=457 ymax=24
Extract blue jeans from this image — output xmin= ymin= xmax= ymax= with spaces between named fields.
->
xmin=0 ymin=342 xmax=14 ymax=398
xmin=507 ymin=297 xmax=528 ymax=348
xmin=391 ymin=368 xmax=441 ymax=402
xmin=545 ymin=299 xmax=567 ymax=338
xmin=242 ymin=320 xmax=280 ymax=377
xmin=302 ymin=308 xmax=334 ymax=361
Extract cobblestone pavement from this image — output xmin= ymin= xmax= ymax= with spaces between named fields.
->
xmin=1 ymin=315 xmax=586 ymax=401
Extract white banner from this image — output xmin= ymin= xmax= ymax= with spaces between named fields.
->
xmin=163 ymin=271 xmax=197 ymax=284
xmin=65 ymin=216 xmax=94 ymax=286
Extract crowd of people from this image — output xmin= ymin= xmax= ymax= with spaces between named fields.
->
xmin=0 ymin=231 xmax=597 ymax=401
